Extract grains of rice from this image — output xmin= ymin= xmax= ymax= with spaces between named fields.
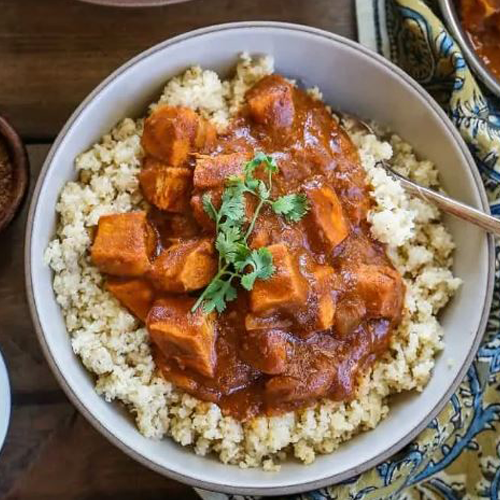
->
xmin=44 ymin=54 xmax=461 ymax=469
xmin=154 ymin=51 xmax=274 ymax=133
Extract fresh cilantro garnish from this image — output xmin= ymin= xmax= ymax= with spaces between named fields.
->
xmin=202 ymin=192 xmax=218 ymax=222
xmin=191 ymin=152 xmax=308 ymax=314
xmin=272 ymin=193 xmax=310 ymax=222
xmin=199 ymin=279 xmax=238 ymax=314
xmin=215 ymin=226 xmax=248 ymax=264
xmin=238 ymin=248 xmax=275 ymax=291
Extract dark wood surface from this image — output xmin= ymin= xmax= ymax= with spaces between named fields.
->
xmin=0 ymin=1 xmax=355 ymax=498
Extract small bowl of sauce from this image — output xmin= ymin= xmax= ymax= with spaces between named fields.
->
xmin=440 ymin=0 xmax=500 ymax=96
xmin=459 ymin=0 xmax=500 ymax=79
xmin=0 ymin=117 xmax=29 ymax=232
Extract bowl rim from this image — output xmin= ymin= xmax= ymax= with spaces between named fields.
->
xmin=24 ymin=21 xmax=495 ymax=495
xmin=0 ymin=351 xmax=11 ymax=455
xmin=0 ymin=116 xmax=30 ymax=232
xmin=77 ymin=0 xmax=192 ymax=6
xmin=439 ymin=0 xmax=500 ymax=97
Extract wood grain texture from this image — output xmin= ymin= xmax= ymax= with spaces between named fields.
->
xmin=0 ymin=145 xmax=59 ymax=395
xmin=0 ymin=2 xmax=355 ymax=498
xmin=0 ymin=145 xmax=199 ymax=499
xmin=0 ymin=0 xmax=355 ymax=140
xmin=5 ymin=411 xmax=199 ymax=500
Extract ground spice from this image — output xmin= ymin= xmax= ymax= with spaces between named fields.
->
xmin=0 ymin=138 xmax=13 ymax=214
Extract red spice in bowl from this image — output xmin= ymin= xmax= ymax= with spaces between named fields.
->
xmin=0 ymin=117 xmax=29 ymax=232
xmin=0 ymin=142 xmax=13 ymax=214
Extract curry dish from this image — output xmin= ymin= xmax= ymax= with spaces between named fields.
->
xmin=460 ymin=0 xmax=500 ymax=80
xmin=46 ymin=54 xmax=460 ymax=466
xmin=90 ymin=75 xmax=405 ymax=420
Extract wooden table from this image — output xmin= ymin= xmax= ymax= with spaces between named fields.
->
xmin=0 ymin=1 xmax=355 ymax=498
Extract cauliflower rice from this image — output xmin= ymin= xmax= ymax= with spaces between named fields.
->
xmin=44 ymin=54 xmax=461 ymax=469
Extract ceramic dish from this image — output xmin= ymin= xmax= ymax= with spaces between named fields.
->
xmin=25 ymin=22 xmax=495 ymax=495
xmin=0 ymin=116 xmax=29 ymax=232
xmin=439 ymin=0 xmax=500 ymax=97
xmin=0 ymin=351 xmax=11 ymax=454
xmin=78 ymin=0 xmax=192 ymax=6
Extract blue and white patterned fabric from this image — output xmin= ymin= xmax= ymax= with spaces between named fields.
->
xmin=198 ymin=1 xmax=500 ymax=498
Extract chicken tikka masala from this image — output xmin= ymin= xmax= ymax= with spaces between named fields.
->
xmin=459 ymin=0 xmax=500 ymax=80
xmin=90 ymin=75 xmax=405 ymax=420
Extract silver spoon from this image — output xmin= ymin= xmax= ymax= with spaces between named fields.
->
xmin=347 ymin=117 xmax=500 ymax=237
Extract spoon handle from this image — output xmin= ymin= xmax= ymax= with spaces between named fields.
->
xmin=343 ymin=115 xmax=500 ymax=237
xmin=393 ymin=171 xmax=500 ymax=237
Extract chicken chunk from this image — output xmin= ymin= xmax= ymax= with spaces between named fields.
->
xmin=165 ymin=212 xmax=200 ymax=238
xmin=248 ymin=225 xmax=271 ymax=250
xmin=190 ymin=189 xmax=222 ymax=230
xmin=153 ymin=346 xmax=219 ymax=402
xmin=193 ymin=153 xmax=249 ymax=190
xmin=147 ymin=297 xmax=216 ymax=378
xmin=290 ymin=265 xmax=337 ymax=339
xmin=141 ymin=105 xmax=216 ymax=166
xmin=91 ymin=212 xmax=156 ymax=277
xmin=249 ymin=244 xmax=308 ymax=316
xmin=355 ymin=264 xmax=404 ymax=320
xmin=106 ymin=278 xmax=155 ymax=322
xmin=150 ymin=211 xmax=201 ymax=249
xmin=139 ymin=158 xmax=192 ymax=212
xmin=245 ymin=314 xmax=292 ymax=331
xmin=311 ymin=266 xmax=336 ymax=331
xmin=247 ymin=75 xmax=295 ymax=129
xmin=265 ymin=355 xmax=336 ymax=404
xmin=150 ymin=238 xmax=217 ymax=293
xmin=240 ymin=330 xmax=289 ymax=375
xmin=334 ymin=298 xmax=367 ymax=337
xmin=306 ymin=184 xmax=349 ymax=251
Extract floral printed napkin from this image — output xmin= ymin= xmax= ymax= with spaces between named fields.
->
xmin=197 ymin=1 xmax=500 ymax=498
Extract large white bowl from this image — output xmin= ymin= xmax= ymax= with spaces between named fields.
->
xmin=0 ymin=351 xmax=10 ymax=454
xmin=25 ymin=22 xmax=495 ymax=495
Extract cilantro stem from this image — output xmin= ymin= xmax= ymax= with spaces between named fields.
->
xmin=191 ymin=264 xmax=230 ymax=313
xmin=193 ymin=152 xmax=307 ymax=314
xmin=243 ymin=159 xmax=274 ymax=241
xmin=244 ymin=198 xmax=266 ymax=242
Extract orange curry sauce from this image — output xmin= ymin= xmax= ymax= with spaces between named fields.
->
xmin=91 ymin=75 xmax=405 ymax=420
xmin=460 ymin=0 xmax=500 ymax=80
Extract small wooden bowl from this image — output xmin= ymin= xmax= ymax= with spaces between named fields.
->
xmin=78 ymin=0 xmax=192 ymax=6
xmin=0 ymin=116 xmax=29 ymax=232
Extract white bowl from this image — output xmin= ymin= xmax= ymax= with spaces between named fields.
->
xmin=0 ymin=351 xmax=11 ymax=454
xmin=25 ymin=22 xmax=495 ymax=495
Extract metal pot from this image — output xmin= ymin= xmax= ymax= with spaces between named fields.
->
xmin=439 ymin=0 xmax=500 ymax=97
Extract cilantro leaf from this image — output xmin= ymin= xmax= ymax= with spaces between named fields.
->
xmin=256 ymin=180 xmax=270 ymax=200
xmin=244 ymin=152 xmax=278 ymax=177
xmin=219 ymin=185 xmax=245 ymax=224
xmin=193 ymin=152 xmax=307 ymax=314
xmin=227 ymin=176 xmax=246 ymax=192
xmin=262 ymin=156 xmax=278 ymax=174
xmin=232 ymin=242 xmax=251 ymax=264
xmin=215 ymin=226 xmax=249 ymax=265
xmin=202 ymin=193 xmax=218 ymax=222
xmin=239 ymin=248 xmax=275 ymax=291
xmin=215 ymin=226 xmax=242 ymax=260
xmin=272 ymin=193 xmax=310 ymax=222
xmin=245 ymin=177 xmax=260 ymax=193
xmin=202 ymin=278 xmax=238 ymax=314
xmin=244 ymin=152 xmax=266 ymax=175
